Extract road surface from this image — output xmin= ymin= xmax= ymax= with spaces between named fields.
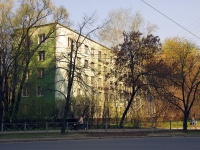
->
xmin=0 ymin=137 xmax=199 ymax=150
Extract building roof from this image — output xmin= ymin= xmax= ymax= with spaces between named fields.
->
xmin=33 ymin=22 xmax=112 ymax=51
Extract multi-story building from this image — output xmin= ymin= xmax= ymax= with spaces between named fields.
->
xmin=19 ymin=23 xmax=117 ymax=120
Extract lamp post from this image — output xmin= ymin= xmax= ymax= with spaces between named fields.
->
xmin=148 ymin=93 xmax=153 ymax=133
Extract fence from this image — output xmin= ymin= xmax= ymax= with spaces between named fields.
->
xmin=1 ymin=120 xmax=198 ymax=134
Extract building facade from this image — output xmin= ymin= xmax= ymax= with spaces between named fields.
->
xmin=19 ymin=23 xmax=119 ymax=120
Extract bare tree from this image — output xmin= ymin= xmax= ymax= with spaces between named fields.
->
xmin=0 ymin=0 xmax=70 ymax=123
xmin=98 ymin=8 xmax=158 ymax=49
xmin=0 ymin=0 xmax=15 ymax=127
xmin=50 ymin=13 xmax=107 ymax=134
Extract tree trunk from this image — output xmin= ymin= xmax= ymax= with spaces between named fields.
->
xmin=61 ymin=94 xmax=70 ymax=134
xmin=3 ymin=76 xmax=9 ymax=123
xmin=61 ymin=41 xmax=75 ymax=134
xmin=13 ymin=59 xmax=30 ymax=121
xmin=0 ymin=76 xmax=3 ymax=128
xmin=119 ymin=91 xmax=135 ymax=128
xmin=183 ymin=111 xmax=189 ymax=132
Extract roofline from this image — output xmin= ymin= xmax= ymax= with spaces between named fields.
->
xmin=36 ymin=22 xmax=112 ymax=51
xmin=56 ymin=23 xmax=112 ymax=51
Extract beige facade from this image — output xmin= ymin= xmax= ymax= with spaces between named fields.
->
xmin=54 ymin=24 xmax=116 ymax=118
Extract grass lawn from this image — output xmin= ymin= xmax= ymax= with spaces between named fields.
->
xmin=0 ymin=132 xmax=86 ymax=140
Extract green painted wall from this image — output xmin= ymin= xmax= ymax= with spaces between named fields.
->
xmin=18 ymin=25 xmax=57 ymax=121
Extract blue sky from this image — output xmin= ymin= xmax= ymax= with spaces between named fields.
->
xmin=52 ymin=0 xmax=200 ymax=46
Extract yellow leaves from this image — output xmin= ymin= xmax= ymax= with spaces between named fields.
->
xmin=162 ymin=37 xmax=200 ymax=90
xmin=0 ymin=0 xmax=13 ymax=9
xmin=162 ymin=37 xmax=198 ymax=64
xmin=12 ymin=0 xmax=70 ymax=28
xmin=0 ymin=0 xmax=14 ymax=21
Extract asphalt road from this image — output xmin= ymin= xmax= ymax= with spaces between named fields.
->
xmin=0 ymin=137 xmax=200 ymax=150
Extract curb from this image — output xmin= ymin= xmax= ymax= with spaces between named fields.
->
xmin=1 ymin=134 xmax=198 ymax=143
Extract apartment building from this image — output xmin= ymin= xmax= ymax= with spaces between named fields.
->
xmin=19 ymin=23 xmax=117 ymax=120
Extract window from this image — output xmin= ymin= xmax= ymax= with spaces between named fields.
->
xmin=37 ymin=86 xmax=44 ymax=97
xmin=85 ymin=45 xmax=89 ymax=54
xmin=98 ymin=92 xmax=102 ymax=101
xmin=91 ymin=62 xmax=95 ymax=71
xmin=77 ymin=57 xmax=81 ymax=65
xmin=77 ymin=88 xmax=81 ymax=95
xmin=68 ymin=38 xmax=73 ymax=47
xmin=24 ymin=36 xmax=32 ymax=46
xmin=98 ymin=51 xmax=101 ymax=60
xmin=98 ymin=64 xmax=101 ymax=74
xmin=98 ymin=64 xmax=101 ymax=70
xmin=26 ymin=71 xmax=29 ymax=80
xmin=104 ymin=66 xmax=107 ymax=73
xmin=91 ymin=76 xmax=95 ymax=85
xmin=22 ymin=105 xmax=28 ymax=112
xmin=38 ymin=51 xmax=45 ymax=61
xmin=38 ymin=33 xmax=45 ymax=44
xmin=110 ymin=56 xmax=113 ymax=62
xmin=105 ymin=93 xmax=108 ymax=100
xmin=104 ymin=54 xmax=108 ymax=63
xmin=85 ymin=75 xmax=88 ymax=83
xmin=37 ymin=68 xmax=44 ymax=78
xmin=77 ymin=73 xmax=81 ymax=82
xmin=110 ymin=81 xmax=114 ymax=90
xmin=22 ymin=87 xmax=29 ymax=97
xmin=91 ymin=48 xmax=95 ymax=56
xmin=76 ymin=42 xmax=81 ymax=49
xmin=84 ymin=60 xmax=88 ymax=68
xmin=119 ymin=84 xmax=123 ymax=90
xmin=98 ymin=78 xmax=102 ymax=87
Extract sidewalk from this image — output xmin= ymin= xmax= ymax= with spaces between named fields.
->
xmin=1 ymin=129 xmax=200 ymax=143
